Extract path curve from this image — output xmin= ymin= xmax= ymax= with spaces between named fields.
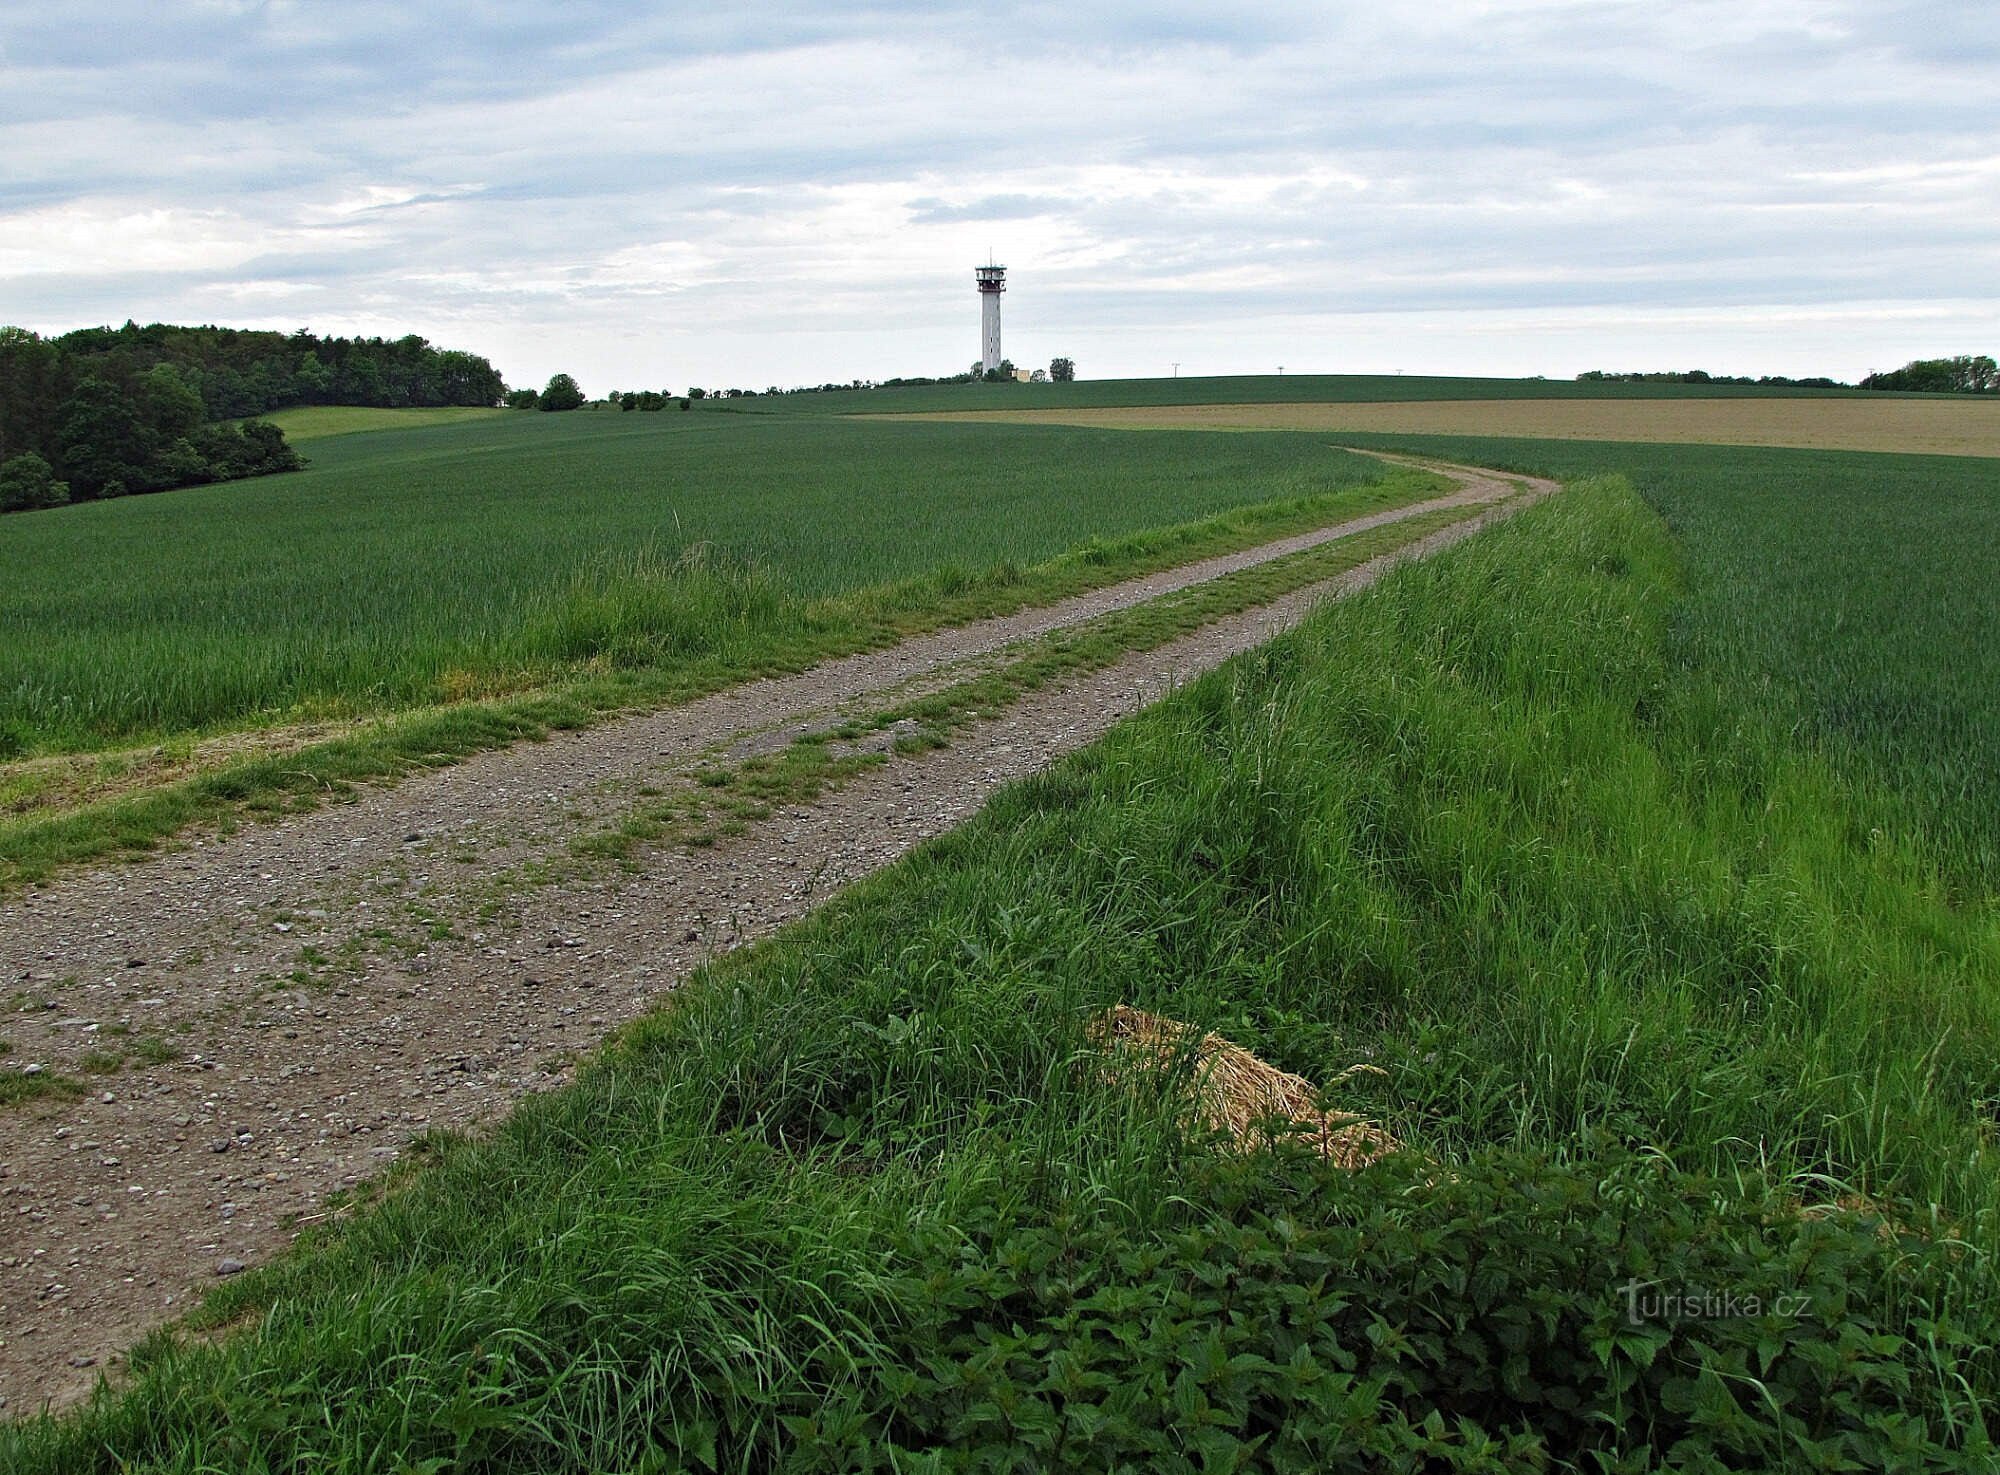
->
xmin=0 ymin=456 xmax=1553 ymax=1415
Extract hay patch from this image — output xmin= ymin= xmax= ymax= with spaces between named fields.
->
xmin=1088 ymin=1004 xmax=1401 ymax=1168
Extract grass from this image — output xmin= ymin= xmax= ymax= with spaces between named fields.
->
xmin=11 ymin=474 xmax=1999 ymax=1469
xmin=0 ymin=1066 xmax=82 ymax=1108
xmin=574 ymin=502 xmax=1484 ymax=862
xmin=261 ymin=405 xmax=507 ymax=442
xmin=1326 ymin=432 xmax=2000 ymax=891
xmin=0 ymin=414 xmax=1405 ymax=757
xmin=0 ymin=459 xmax=1446 ymax=889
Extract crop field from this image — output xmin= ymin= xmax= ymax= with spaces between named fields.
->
xmin=8 ymin=380 xmax=2000 ymax=1466
xmin=0 ymin=412 xmax=1413 ymax=758
xmin=15 ymin=450 xmax=2000 ymax=1470
xmin=736 ymin=370 xmax=1895 ymax=418
xmin=891 ymin=393 xmax=2000 ymax=456
xmin=261 ymin=405 xmax=507 ymax=441
xmin=1325 ymin=431 xmax=2000 ymax=888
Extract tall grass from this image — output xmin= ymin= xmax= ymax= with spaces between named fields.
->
xmin=1330 ymin=432 xmax=2000 ymax=890
xmin=12 ymin=476 xmax=1995 ymax=1470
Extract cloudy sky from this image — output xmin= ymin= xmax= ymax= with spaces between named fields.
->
xmin=3 ymin=1 xmax=1996 ymax=392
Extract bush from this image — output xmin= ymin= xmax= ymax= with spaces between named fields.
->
xmin=539 ymin=373 xmax=585 ymax=412
xmin=0 ymin=451 xmax=70 ymax=512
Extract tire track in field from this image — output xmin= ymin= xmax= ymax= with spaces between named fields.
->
xmin=0 ymin=456 xmax=1552 ymax=1416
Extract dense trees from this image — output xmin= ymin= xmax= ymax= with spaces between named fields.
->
xmin=0 ymin=321 xmax=507 ymax=513
xmin=1861 ymin=355 xmax=1997 ymax=393
xmin=27 ymin=321 xmax=506 ymax=420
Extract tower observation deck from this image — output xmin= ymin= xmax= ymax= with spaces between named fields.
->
xmin=974 ymin=264 xmax=1006 ymax=374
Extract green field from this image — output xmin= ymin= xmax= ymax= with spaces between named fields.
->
xmin=263 ymin=405 xmax=507 ymax=441
xmin=15 ymin=453 xmax=2000 ymax=1470
xmin=1329 ymin=433 xmax=2000 ymax=889
xmin=10 ymin=392 xmax=2000 ymax=1465
xmin=0 ymin=411 xmax=1409 ymax=756
xmin=724 ymin=370 xmax=1895 ymax=418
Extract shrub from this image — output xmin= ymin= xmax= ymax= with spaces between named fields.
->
xmin=842 ymin=1145 xmax=1996 ymax=1471
xmin=539 ymin=373 xmax=585 ymax=412
xmin=0 ymin=451 xmax=70 ymax=512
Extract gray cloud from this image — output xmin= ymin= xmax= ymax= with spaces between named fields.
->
xmin=2 ymin=2 xmax=1995 ymax=386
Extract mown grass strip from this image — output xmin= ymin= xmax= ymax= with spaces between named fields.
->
xmin=10 ymin=475 xmax=1996 ymax=1471
xmin=0 ymin=470 xmax=1448 ymax=892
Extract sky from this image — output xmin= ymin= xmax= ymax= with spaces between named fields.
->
xmin=2 ymin=1 xmax=1997 ymax=393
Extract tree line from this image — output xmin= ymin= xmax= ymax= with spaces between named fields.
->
xmin=1 ymin=322 xmax=507 ymax=513
xmin=1858 ymin=355 xmax=1997 ymax=394
xmin=507 ymin=357 xmax=1082 ymax=414
xmin=1578 ymin=356 xmax=1997 ymax=394
xmin=1576 ymin=369 xmax=1846 ymax=388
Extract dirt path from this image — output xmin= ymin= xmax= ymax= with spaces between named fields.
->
xmin=0 ymin=457 xmax=1552 ymax=1416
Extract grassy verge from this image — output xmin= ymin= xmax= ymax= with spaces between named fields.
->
xmin=0 ymin=471 xmax=1445 ymax=891
xmin=1327 ymin=433 xmax=2000 ymax=893
xmin=12 ymin=477 xmax=1995 ymax=1471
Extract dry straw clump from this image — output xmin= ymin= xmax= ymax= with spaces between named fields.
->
xmin=1087 ymin=1004 xmax=1401 ymax=1169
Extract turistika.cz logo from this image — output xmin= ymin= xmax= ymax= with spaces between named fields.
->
xmin=1619 ymin=1278 xmax=1810 ymax=1326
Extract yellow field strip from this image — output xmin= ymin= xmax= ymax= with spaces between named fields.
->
xmin=875 ymin=397 xmax=2000 ymax=458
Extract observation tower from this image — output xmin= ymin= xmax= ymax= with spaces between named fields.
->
xmin=974 ymin=263 xmax=1006 ymax=373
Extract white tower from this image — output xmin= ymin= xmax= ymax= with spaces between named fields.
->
xmin=975 ymin=263 xmax=1006 ymax=373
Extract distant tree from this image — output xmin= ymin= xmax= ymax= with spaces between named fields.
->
xmin=505 ymin=388 xmax=540 ymax=410
xmin=688 ymin=387 xmax=706 ymax=400
xmin=0 ymin=327 xmax=68 ymax=463
xmin=57 ymin=376 xmax=154 ymax=496
xmin=295 ymin=350 xmax=334 ymax=402
xmin=1030 ymin=368 xmax=1049 ymax=383
xmin=0 ymin=452 xmax=69 ymax=512
xmin=1049 ymin=357 xmax=1075 ymax=383
xmin=138 ymin=364 xmax=205 ymax=440
xmin=539 ymin=373 xmax=585 ymax=412
xmin=1861 ymin=355 xmax=1996 ymax=394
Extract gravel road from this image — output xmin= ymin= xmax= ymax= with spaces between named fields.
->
xmin=0 ymin=455 xmax=1552 ymax=1415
